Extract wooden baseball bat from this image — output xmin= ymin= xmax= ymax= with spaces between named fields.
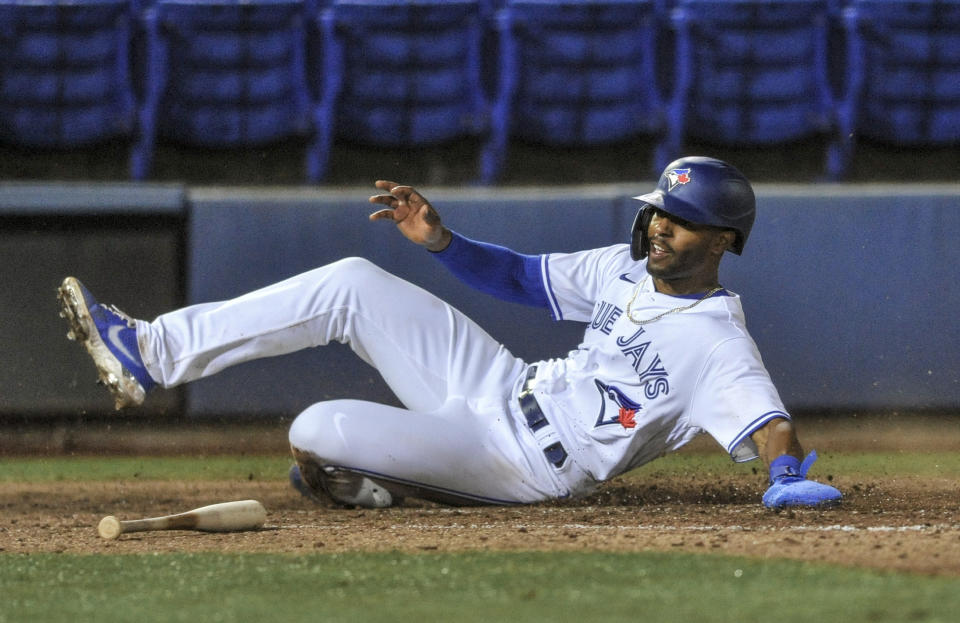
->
xmin=98 ymin=499 xmax=266 ymax=540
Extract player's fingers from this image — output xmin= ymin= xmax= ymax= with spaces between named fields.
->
xmin=368 ymin=193 xmax=398 ymax=207
xmin=386 ymin=184 xmax=417 ymax=200
xmin=374 ymin=180 xmax=400 ymax=191
xmin=370 ymin=182 xmax=420 ymax=205
xmin=370 ymin=181 xmax=406 ymax=203
xmin=373 ymin=181 xmax=427 ymax=210
xmin=368 ymin=208 xmax=396 ymax=221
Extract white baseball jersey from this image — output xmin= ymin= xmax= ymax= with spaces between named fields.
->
xmin=531 ymin=243 xmax=789 ymax=482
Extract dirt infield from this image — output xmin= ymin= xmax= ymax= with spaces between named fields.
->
xmin=2 ymin=414 xmax=958 ymax=576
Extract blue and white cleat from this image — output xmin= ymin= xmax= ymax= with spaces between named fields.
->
xmin=57 ymin=277 xmax=155 ymax=409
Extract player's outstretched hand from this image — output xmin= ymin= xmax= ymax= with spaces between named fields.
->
xmin=762 ymin=450 xmax=843 ymax=509
xmin=368 ymin=181 xmax=452 ymax=252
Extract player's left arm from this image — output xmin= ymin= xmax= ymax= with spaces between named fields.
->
xmin=751 ymin=418 xmax=843 ymax=509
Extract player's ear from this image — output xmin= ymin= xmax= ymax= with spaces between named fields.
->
xmin=711 ymin=229 xmax=737 ymax=256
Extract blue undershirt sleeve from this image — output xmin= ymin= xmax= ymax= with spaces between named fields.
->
xmin=430 ymin=231 xmax=550 ymax=308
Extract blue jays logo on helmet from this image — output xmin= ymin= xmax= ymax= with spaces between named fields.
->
xmin=664 ymin=168 xmax=691 ymax=190
xmin=594 ymin=379 xmax=642 ymax=427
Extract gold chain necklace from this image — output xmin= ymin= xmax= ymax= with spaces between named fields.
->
xmin=625 ymin=277 xmax=722 ymax=325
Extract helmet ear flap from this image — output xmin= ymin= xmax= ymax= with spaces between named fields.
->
xmin=630 ymin=205 xmax=654 ymax=261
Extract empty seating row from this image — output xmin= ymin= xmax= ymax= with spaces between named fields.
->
xmin=1 ymin=0 xmax=958 ymax=183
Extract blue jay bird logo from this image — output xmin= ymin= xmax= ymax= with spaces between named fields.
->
xmin=665 ymin=168 xmax=691 ymax=190
xmin=594 ymin=379 xmax=642 ymax=429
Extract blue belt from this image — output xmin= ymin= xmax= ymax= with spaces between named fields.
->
xmin=518 ymin=365 xmax=568 ymax=468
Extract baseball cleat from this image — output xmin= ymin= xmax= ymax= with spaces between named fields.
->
xmin=57 ymin=277 xmax=155 ymax=409
xmin=289 ymin=464 xmax=327 ymax=504
xmin=291 ymin=448 xmax=396 ymax=508
xmin=345 ymin=473 xmax=394 ymax=508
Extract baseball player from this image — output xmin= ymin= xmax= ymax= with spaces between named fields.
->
xmin=58 ymin=156 xmax=842 ymax=510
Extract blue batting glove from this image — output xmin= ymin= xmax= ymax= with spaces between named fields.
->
xmin=762 ymin=450 xmax=842 ymax=509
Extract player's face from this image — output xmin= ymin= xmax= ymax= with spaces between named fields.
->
xmin=645 ymin=209 xmax=733 ymax=293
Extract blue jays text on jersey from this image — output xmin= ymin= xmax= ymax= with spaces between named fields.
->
xmin=589 ymin=299 xmax=671 ymax=428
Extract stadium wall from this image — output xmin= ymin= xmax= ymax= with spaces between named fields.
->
xmin=3 ymin=183 xmax=957 ymax=418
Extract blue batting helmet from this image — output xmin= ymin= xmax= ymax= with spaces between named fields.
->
xmin=630 ymin=156 xmax=756 ymax=261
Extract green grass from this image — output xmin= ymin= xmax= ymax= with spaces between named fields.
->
xmin=0 ymin=455 xmax=289 ymax=482
xmin=2 ymin=450 xmax=957 ymax=483
xmin=2 ymin=551 xmax=958 ymax=623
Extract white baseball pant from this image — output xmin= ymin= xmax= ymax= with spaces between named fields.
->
xmin=136 ymin=257 xmax=578 ymax=504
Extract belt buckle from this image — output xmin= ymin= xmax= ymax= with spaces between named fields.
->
xmin=519 ymin=364 xmax=538 ymax=397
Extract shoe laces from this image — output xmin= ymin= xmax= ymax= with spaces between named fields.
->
xmin=102 ymin=304 xmax=138 ymax=329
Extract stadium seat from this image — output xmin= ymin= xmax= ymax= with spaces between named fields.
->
xmin=132 ymin=0 xmax=315 ymax=180
xmin=658 ymin=0 xmax=844 ymax=178
xmin=838 ymin=0 xmax=960 ymax=166
xmin=488 ymin=0 xmax=666 ymax=180
xmin=312 ymin=0 xmax=495 ymax=183
xmin=0 ymin=0 xmax=137 ymax=149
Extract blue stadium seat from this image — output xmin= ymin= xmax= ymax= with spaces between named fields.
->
xmin=311 ymin=0 xmax=494 ymax=183
xmin=488 ymin=0 xmax=666 ymax=180
xmin=0 ymin=0 xmax=136 ymax=149
xmin=132 ymin=0 xmax=315 ymax=180
xmin=840 ymin=0 xmax=960 ymax=162
xmin=658 ymin=0 xmax=844 ymax=178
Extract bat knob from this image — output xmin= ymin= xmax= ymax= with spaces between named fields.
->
xmin=98 ymin=516 xmax=122 ymax=540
